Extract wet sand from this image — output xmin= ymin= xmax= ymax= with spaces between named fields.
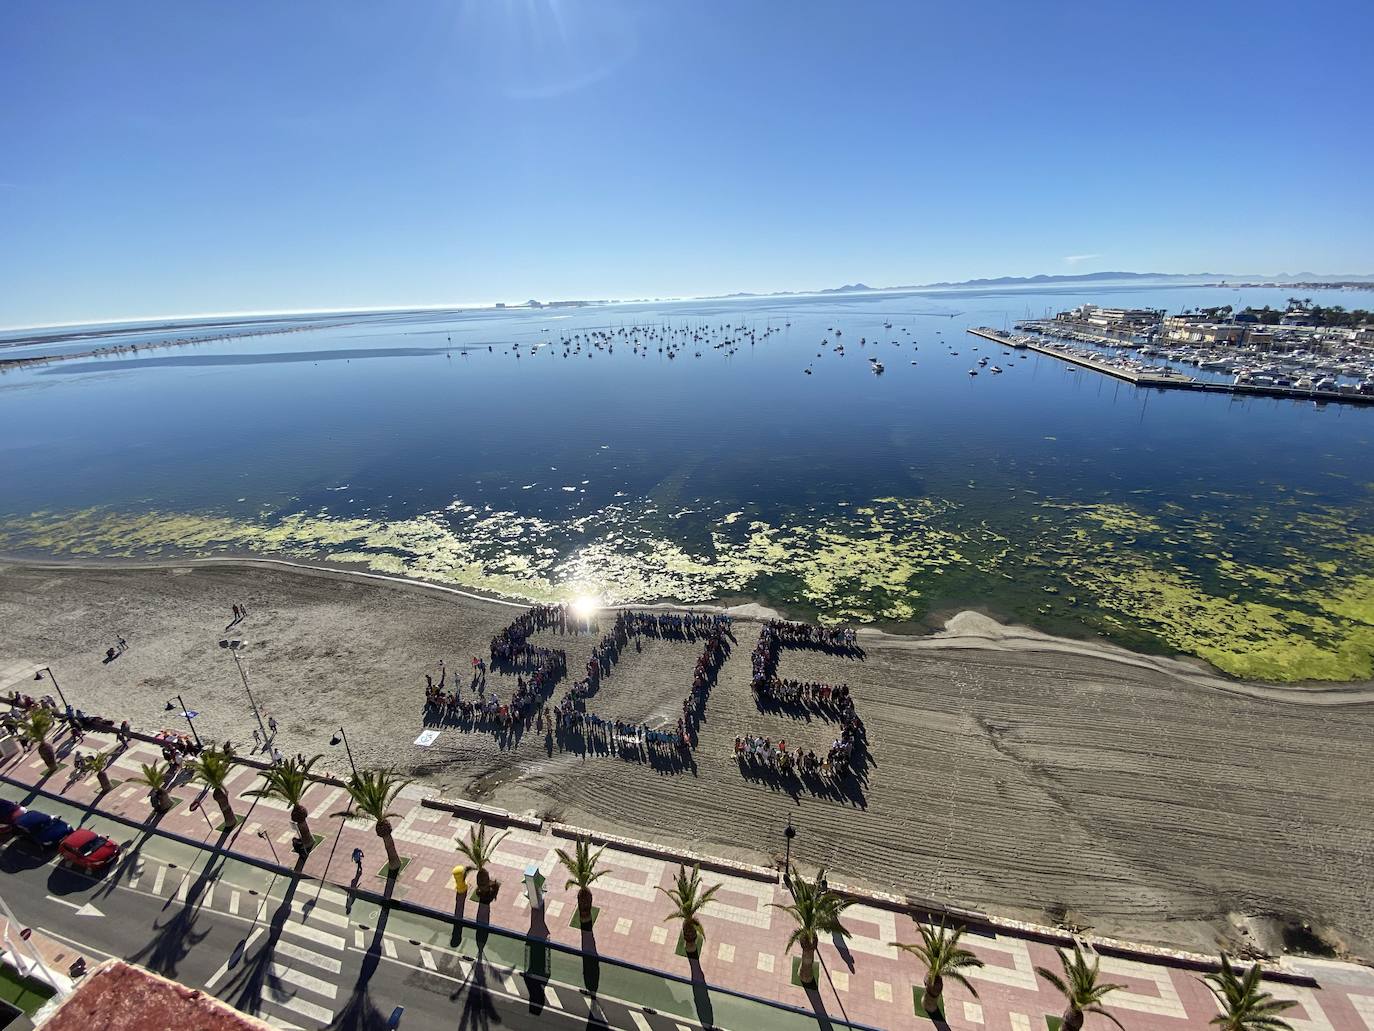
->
xmin=2 ymin=559 xmax=1371 ymax=958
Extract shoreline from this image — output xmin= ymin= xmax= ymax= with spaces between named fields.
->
xmin=6 ymin=551 xmax=1373 ymax=703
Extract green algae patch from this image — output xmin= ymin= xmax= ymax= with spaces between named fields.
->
xmin=4 ymin=490 xmax=1374 ymax=683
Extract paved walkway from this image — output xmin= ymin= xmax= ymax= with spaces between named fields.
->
xmin=3 ymin=716 xmax=1373 ymax=1030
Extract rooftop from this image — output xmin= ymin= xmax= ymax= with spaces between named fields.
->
xmin=39 ymin=960 xmax=272 ymax=1031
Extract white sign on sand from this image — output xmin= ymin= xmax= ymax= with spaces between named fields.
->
xmin=414 ymin=730 xmax=440 ymax=747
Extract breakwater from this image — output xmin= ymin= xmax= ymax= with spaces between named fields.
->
xmin=967 ymin=327 xmax=1374 ymax=405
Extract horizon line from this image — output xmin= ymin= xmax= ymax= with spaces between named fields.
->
xmin=2 ymin=271 xmax=1369 ymax=335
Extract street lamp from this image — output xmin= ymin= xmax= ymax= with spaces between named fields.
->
xmin=189 ymin=797 xmax=214 ymax=831
xmin=220 ymin=639 xmax=268 ymax=750
xmin=783 ymin=815 xmax=796 ymax=884
xmin=256 ymin=828 xmax=281 ymax=865
xmin=329 ymin=726 xmax=358 ymax=778
xmin=32 ymin=668 xmax=69 ymax=712
xmin=163 ymin=694 xmax=203 ymax=748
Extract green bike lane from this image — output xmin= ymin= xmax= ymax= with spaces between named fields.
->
xmin=1 ymin=784 xmax=879 ymax=1030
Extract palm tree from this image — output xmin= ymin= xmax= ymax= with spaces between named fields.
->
xmin=659 ymin=864 xmax=722 ymax=957
xmin=134 ymin=761 xmax=175 ymax=814
xmin=455 ymin=821 xmax=510 ymax=902
xmin=245 ymin=754 xmax=321 ymax=846
xmin=335 ymin=768 xmax=412 ymax=875
xmin=893 ymin=917 xmax=984 ymax=1015
xmin=87 ymin=749 xmax=116 ymax=794
xmin=1201 ymin=954 xmax=1297 ymax=1031
xmin=190 ymin=748 xmax=238 ymax=828
xmin=1036 ymin=942 xmax=1127 ymax=1031
xmin=555 ymin=837 xmax=607 ymax=925
xmin=26 ymin=708 xmax=57 ymax=773
xmin=771 ymin=867 xmax=852 ymax=985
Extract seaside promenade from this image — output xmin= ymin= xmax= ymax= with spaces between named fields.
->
xmin=2 ymin=706 xmax=1373 ymax=1030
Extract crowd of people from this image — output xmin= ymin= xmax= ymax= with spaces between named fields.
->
xmin=428 ymin=605 xmax=735 ymax=760
xmin=420 ymin=604 xmax=578 ymax=734
xmin=419 ymin=605 xmax=874 ymax=787
xmin=755 ymin=677 xmax=854 ymax=712
xmin=736 ymin=620 xmax=867 ymax=788
xmin=734 ymin=715 xmax=863 ymax=779
xmin=489 ymin=603 xmax=572 ymax=665
xmin=550 ymin=610 xmax=732 ymax=753
xmin=749 ymin=620 xmax=859 ymax=691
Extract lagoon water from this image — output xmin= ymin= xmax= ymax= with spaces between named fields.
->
xmin=3 ymin=283 xmax=1373 ymax=681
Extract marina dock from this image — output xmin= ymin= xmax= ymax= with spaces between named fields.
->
xmin=967 ymin=327 xmax=1374 ymax=406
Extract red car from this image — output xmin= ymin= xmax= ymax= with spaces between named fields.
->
xmin=58 ymin=828 xmax=120 ymax=872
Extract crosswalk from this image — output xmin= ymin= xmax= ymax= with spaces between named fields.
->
xmin=76 ymin=848 xmax=701 ymax=1031
xmin=191 ymin=876 xmax=350 ymax=1029
xmin=249 ymin=886 xmax=351 ymax=1028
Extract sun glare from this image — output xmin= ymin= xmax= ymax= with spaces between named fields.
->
xmin=572 ymin=594 xmax=601 ymax=620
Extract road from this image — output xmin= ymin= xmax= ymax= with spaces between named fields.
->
xmin=0 ymin=794 xmax=750 ymax=1031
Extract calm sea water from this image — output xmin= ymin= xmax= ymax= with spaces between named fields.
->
xmin=4 ymin=283 xmax=1373 ymax=681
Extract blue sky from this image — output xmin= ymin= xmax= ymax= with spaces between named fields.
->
xmin=3 ymin=0 xmax=1372 ymax=327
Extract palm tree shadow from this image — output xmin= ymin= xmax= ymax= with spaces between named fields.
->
xmin=686 ymin=952 xmax=714 ymax=1027
xmin=221 ymin=875 xmax=302 ymax=1020
xmin=126 ymin=850 xmax=228 ymax=978
xmin=802 ymin=981 xmax=836 ymax=1031
xmin=327 ymin=876 xmax=397 ymax=1031
xmin=581 ymin=929 xmax=600 ymax=998
xmin=449 ymin=891 xmax=467 ymax=948
xmin=452 ymin=896 xmax=500 ymax=1031
xmin=831 ymin=929 xmax=856 ymax=972
xmin=91 ymin=826 xmax=156 ymax=900
xmin=522 ymin=906 xmax=551 ymax=1015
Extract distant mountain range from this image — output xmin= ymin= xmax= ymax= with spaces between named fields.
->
xmin=707 ymin=271 xmax=1374 ymax=300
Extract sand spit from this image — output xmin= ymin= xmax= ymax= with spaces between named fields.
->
xmin=1 ymin=558 xmax=1371 ymax=958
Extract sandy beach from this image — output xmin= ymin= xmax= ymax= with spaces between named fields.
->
xmin=2 ymin=558 xmax=1371 ymax=959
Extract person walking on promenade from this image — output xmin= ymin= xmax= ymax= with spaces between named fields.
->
xmin=252 ymin=728 xmax=261 ymax=750
xmin=352 ymin=846 xmax=365 ymax=881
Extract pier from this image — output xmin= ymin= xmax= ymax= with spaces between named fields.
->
xmin=967 ymin=328 xmax=1374 ymax=406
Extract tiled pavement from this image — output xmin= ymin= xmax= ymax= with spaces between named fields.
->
xmin=3 ymin=721 xmax=1374 ymax=1030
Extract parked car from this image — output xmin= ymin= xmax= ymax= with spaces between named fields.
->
xmin=14 ymin=810 xmax=75 ymax=849
xmin=58 ymin=829 xmax=120 ymax=873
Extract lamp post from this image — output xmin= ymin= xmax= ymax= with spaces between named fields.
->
xmin=256 ymin=828 xmax=281 ymax=865
xmin=32 ymin=668 xmax=69 ymax=712
xmin=164 ymin=694 xmax=203 ymax=749
xmin=220 ymin=639 xmax=268 ymax=750
xmin=330 ymin=726 xmax=358 ymax=779
xmin=189 ymin=796 xmax=214 ymax=832
xmin=783 ymin=815 xmax=796 ymax=885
